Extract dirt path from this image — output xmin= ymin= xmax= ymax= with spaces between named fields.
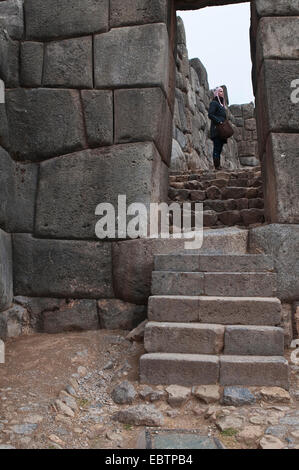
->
xmin=0 ymin=330 xmax=298 ymax=449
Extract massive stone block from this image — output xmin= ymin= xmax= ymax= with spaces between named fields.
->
xmin=94 ymin=23 xmax=169 ymax=93
xmin=6 ymin=88 xmax=85 ymax=161
xmin=0 ymin=0 xmax=24 ymax=39
xmin=0 ymin=103 xmax=10 ymax=150
xmin=43 ymin=37 xmax=93 ymax=88
xmin=110 ymin=0 xmax=169 ymax=28
xmin=13 ymin=234 xmax=114 ymax=298
xmin=249 ymin=224 xmax=299 ymax=302
xmin=81 ymin=90 xmax=113 ymax=147
xmin=25 ymin=0 xmax=109 ymax=40
xmin=0 ymin=147 xmax=37 ymax=232
xmin=254 ymin=0 xmax=299 ymax=17
xmin=0 ymin=30 xmax=19 ymax=87
xmin=115 ymin=88 xmax=172 ymax=166
xmin=256 ymin=17 xmax=299 ymax=72
xmin=15 ymin=296 xmax=99 ymax=332
xmin=35 ymin=143 xmax=168 ymax=239
xmin=20 ymin=41 xmax=44 ymax=87
xmin=0 ymin=229 xmax=13 ymax=312
xmin=256 ymin=60 xmax=299 ymax=153
xmin=262 ymin=133 xmax=299 ymax=224
xmin=97 ymin=299 xmax=147 ymax=330
xmin=41 ymin=300 xmax=99 ymax=334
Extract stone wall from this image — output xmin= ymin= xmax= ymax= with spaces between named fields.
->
xmin=171 ymin=16 xmax=258 ymax=172
xmin=230 ymin=102 xmax=259 ymax=167
xmin=0 ymin=0 xmax=298 ymax=339
xmin=0 ymin=0 xmax=177 ymax=339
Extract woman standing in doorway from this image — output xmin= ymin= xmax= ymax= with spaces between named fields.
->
xmin=208 ymin=86 xmax=227 ymax=170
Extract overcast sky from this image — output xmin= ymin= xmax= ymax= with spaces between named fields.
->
xmin=178 ymin=3 xmax=255 ymax=105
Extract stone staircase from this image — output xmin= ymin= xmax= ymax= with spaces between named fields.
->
xmin=139 ymin=253 xmax=289 ymax=389
xmin=169 ymin=167 xmax=264 ymax=228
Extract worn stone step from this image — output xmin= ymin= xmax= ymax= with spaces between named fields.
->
xmin=220 ymin=356 xmax=289 ymax=389
xmin=224 ymin=325 xmax=284 ymax=356
xmin=154 ymin=254 xmax=274 ymax=273
xmin=140 ymin=353 xmax=219 ymax=386
xmin=151 ymin=271 xmax=277 ymax=297
xmin=140 ymin=353 xmax=288 ymax=388
xmin=151 ymin=272 xmax=204 ymax=296
xmin=144 ymin=322 xmax=225 ymax=354
xmin=204 ymin=272 xmax=276 ymax=297
xmin=148 ymin=296 xmax=282 ymax=325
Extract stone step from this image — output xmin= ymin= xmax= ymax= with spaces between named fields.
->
xmin=144 ymin=322 xmax=284 ymax=356
xmin=224 ymin=325 xmax=284 ymax=356
xmin=140 ymin=353 xmax=219 ymax=386
xmin=144 ymin=322 xmax=225 ymax=354
xmin=154 ymin=254 xmax=274 ymax=273
xmin=140 ymin=353 xmax=289 ymax=389
xmin=148 ymin=296 xmax=282 ymax=325
xmin=151 ymin=271 xmax=277 ymax=297
xmin=220 ymin=355 xmax=289 ymax=389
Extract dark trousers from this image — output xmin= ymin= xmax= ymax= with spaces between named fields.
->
xmin=212 ymin=137 xmax=224 ymax=169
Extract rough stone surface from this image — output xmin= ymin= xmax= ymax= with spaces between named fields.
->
xmin=224 ymin=326 xmax=284 ymax=356
xmin=94 ymin=24 xmax=169 ymax=92
xmin=0 ymin=0 xmax=24 ymax=39
xmin=237 ymin=426 xmax=264 ymax=446
xmin=222 ymin=387 xmax=256 ymax=406
xmin=0 ymin=228 xmax=13 ymax=312
xmin=35 ymin=143 xmax=167 ymax=239
xmin=256 ymin=17 xmax=299 ymax=70
xmin=140 ymin=353 xmax=219 ymax=386
xmin=254 ymin=0 xmax=299 ymax=16
xmin=204 ymin=272 xmax=277 ymax=297
xmin=110 ymin=0 xmax=169 ymax=28
xmin=0 ymin=147 xmax=37 ymax=232
xmin=259 ymin=435 xmax=285 ymax=450
xmin=113 ymin=405 xmax=164 ymax=427
xmin=151 ymin=271 xmax=204 ymax=296
xmin=20 ymin=41 xmax=44 ymax=87
xmin=97 ymin=299 xmax=146 ymax=330
xmin=43 ymin=37 xmax=93 ymax=88
xmin=25 ymin=0 xmax=109 ymax=40
xmin=81 ymin=90 xmax=113 ymax=147
xmin=144 ymin=322 xmax=224 ymax=354
xmin=259 ymin=387 xmax=291 ymax=404
xmin=166 ymin=385 xmax=191 ymax=407
xmin=0 ymin=304 xmax=28 ymax=340
xmin=13 ymin=234 xmax=114 ymax=298
xmin=6 ymin=88 xmax=85 ymax=162
xmin=263 ymin=133 xmax=299 ymax=224
xmin=257 ymin=60 xmax=299 ymax=151
xmin=0 ymin=29 xmax=19 ymax=87
xmin=249 ymin=224 xmax=299 ymax=301
xmin=42 ymin=300 xmax=99 ymax=334
xmin=115 ymin=87 xmax=172 ymax=165
xmin=192 ymin=385 xmax=220 ymax=404
xmin=216 ymin=415 xmax=245 ymax=432
xmin=111 ymin=381 xmax=137 ymax=404
xmin=220 ymin=356 xmax=289 ymax=389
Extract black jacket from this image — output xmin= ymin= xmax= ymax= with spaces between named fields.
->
xmin=208 ymin=98 xmax=227 ymax=141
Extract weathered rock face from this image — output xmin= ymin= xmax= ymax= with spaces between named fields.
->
xmin=0 ymin=229 xmax=13 ymax=312
xmin=249 ymin=224 xmax=299 ymax=302
xmin=229 ymin=103 xmax=259 ymax=167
